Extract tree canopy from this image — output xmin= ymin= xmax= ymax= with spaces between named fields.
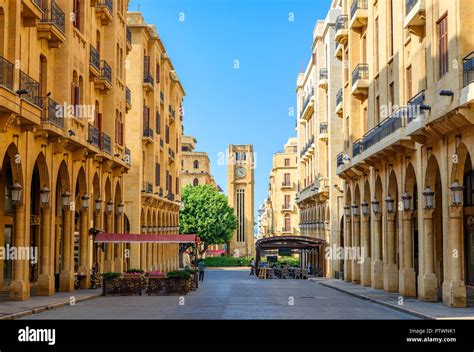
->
xmin=179 ymin=185 xmax=237 ymax=256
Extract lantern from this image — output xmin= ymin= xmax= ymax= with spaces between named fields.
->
xmin=81 ymin=194 xmax=90 ymax=209
xmin=40 ymin=186 xmax=50 ymax=205
xmin=61 ymin=191 xmax=71 ymax=208
xmin=385 ymin=195 xmax=395 ymax=213
xmin=344 ymin=205 xmax=351 ymax=217
xmin=423 ymin=186 xmax=435 ymax=209
xmin=141 ymin=225 xmax=147 ymax=233
xmin=11 ymin=182 xmax=22 ymax=203
xmin=107 ymin=200 xmax=114 ymax=213
xmin=449 ymin=181 xmax=464 ymax=206
xmin=95 ymin=197 xmax=102 ymax=212
xmin=371 ymin=198 xmax=380 ymax=215
xmin=361 ymin=200 xmax=369 ymax=216
xmin=352 ymin=202 xmax=359 ymax=216
xmin=402 ymin=191 xmax=412 ymax=211
xmin=117 ymin=202 xmax=125 ymax=215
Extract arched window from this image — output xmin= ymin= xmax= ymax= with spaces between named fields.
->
xmin=193 ymin=160 xmax=199 ymax=169
xmin=464 ymin=170 xmax=474 ymax=206
xmin=73 ymin=0 xmax=83 ymax=31
xmin=193 ymin=178 xmax=199 ymax=186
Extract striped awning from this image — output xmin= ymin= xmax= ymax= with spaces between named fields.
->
xmin=94 ymin=233 xmax=196 ymax=244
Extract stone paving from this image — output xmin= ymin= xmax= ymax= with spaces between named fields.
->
xmin=318 ymin=279 xmax=474 ymax=320
xmin=22 ymin=270 xmax=416 ymax=319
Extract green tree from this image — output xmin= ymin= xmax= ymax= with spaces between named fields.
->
xmin=179 ymin=185 xmax=237 ymax=257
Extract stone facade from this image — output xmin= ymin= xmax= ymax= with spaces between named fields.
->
xmin=180 ymin=135 xmax=217 ymax=189
xmin=335 ymin=0 xmax=474 ymax=307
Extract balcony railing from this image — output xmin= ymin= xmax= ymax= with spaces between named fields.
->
xmin=352 ymin=64 xmax=369 ymax=87
xmin=300 ymin=87 xmax=314 ymax=118
xmin=0 ymin=56 xmax=14 ymax=91
xmin=100 ymin=60 xmax=112 ymax=84
xmin=160 ymin=91 xmax=164 ymax=103
xmin=407 ymin=90 xmax=425 ymax=123
xmin=168 ymin=148 xmax=175 ymax=160
xmin=143 ymin=127 xmax=153 ymax=138
xmin=320 ymin=122 xmax=328 ymax=134
xmin=40 ymin=0 xmax=65 ymax=34
xmin=335 ymin=15 xmax=348 ymax=32
xmin=337 ymin=152 xmax=344 ymax=167
xmin=406 ymin=0 xmax=419 ymax=15
xmin=42 ymin=97 xmax=64 ymax=128
xmin=88 ymin=124 xmax=100 ymax=148
xmin=319 ymin=68 xmax=328 ymax=80
xmin=352 ymin=139 xmax=362 ymax=158
xmin=96 ymin=0 xmax=113 ymax=13
xmin=336 ymin=88 xmax=343 ymax=106
xmin=351 ymin=0 xmax=368 ymax=19
xmin=282 ymin=181 xmax=293 ymax=188
xmin=125 ymin=86 xmax=131 ymax=106
xmin=362 ymin=108 xmax=408 ymax=152
xmin=126 ymin=26 xmax=132 ymax=46
xmin=167 ymin=192 xmax=175 ymax=201
xmin=100 ymin=131 xmax=112 ymax=154
xmin=124 ymin=147 xmax=131 ymax=165
xmin=300 ymin=135 xmax=315 ymax=157
xmin=144 ymin=182 xmax=153 ymax=194
xmin=90 ymin=45 xmax=100 ymax=72
xmin=463 ymin=52 xmax=474 ymax=88
xmin=19 ymin=70 xmax=41 ymax=107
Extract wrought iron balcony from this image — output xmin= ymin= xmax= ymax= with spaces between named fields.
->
xmin=352 ymin=139 xmax=362 ymax=158
xmin=143 ymin=182 xmax=153 ymax=194
xmin=337 ymin=152 xmax=344 ymax=167
xmin=39 ymin=0 xmax=65 ymax=34
xmin=407 ymin=90 xmax=426 ymax=124
xmin=0 ymin=56 xmax=14 ymax=91
xmin=143 ymin=127 xmax=154 ymax=138
xmin=404 ymin=0 xmax=425 ymax=32
xmin=88 ymin=124 xmax=100 ymax=148
xmin=124 ymin=147 xmax=131 ymax=165
xmin=100 ymin=60 xmax=112 ymax=84
xmin=300 ymin=87 xmax=314 ymax=119
xmin=463 ymin=52 xmax=474 ymax=88
xmin=19 ymin=70 xmax=41 ymax=107
xmin=89 ymin=45 xmax=100 ymax=73
xmin=352 ymin=64 xmax=369 ymax=86
xmin=320 ymin=122 xmax=328 ymax=134
xmin=362 ymin=108 xmax=408 ymax=152
xmin=126 ymin=26 xmax=132 ymax=48
xmin=167 ymin=192 xmax=175 ymax=201
xmin=335 ymin=15 xmax=348 ymax=44
xmin=144 ymin=72 xmax=154 ymax=86
xmin=95 ymin=0 xmax=113 ymax=25
xmin=319 ymin=68 xmax=328 ymax=80
xmin=125 ymin=86 xmax=131 ymax=108
xmin=300 ymin=135 xmax=315 ymax=157
xmin=351 ymin=0 xmax=368 ymax=20
xmin=100 ymin=131 xmax=112 ymax=154
xmin=41 ymin=97 xmax=64 ymax=129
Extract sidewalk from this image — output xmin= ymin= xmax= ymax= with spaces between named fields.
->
xmin=207 ymin=267 xmax=250 ymax=271
xmin=0 ymin=289 xmax=102 ymax=320
xmin=313 ymin=279 xmax=474 ymax=320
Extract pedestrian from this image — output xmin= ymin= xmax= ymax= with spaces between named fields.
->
xmin=250 ymin=258 xmax=255 ymax=276
xmin=307 ymin=262 xmax=313 ymax=276
xmin=198 ymin=259 xmax=206 ymax=282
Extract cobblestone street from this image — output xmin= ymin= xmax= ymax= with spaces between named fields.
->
xmin=23 ymin=270 xmax=417 ymax=320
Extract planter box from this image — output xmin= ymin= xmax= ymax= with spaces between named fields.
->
xmin=147 ymin=277 xmax=167 ymax=296
xmin=103 ymin=276 xmax=144 ymax=296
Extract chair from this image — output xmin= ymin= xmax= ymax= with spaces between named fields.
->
xmin=294 ymin=269 xmax=302 ymax=279
xmin=301 ymin=269 xmax=308 ymax=280
xmin=281 ymin=267 xmax=289 ymax=279
xmin=267 ymin=268 xmax=275 ymax=279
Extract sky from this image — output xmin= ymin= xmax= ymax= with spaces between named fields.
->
xmin=129 ymin=0 xmax=333 ymax=233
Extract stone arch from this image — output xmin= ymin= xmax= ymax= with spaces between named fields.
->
xmin=405 ymin=163 xmax=417 ymax=210
xmin=451 ymin=142 xmax=472 ymax=185
xmin=388 ymin=170 xmax=399 ymax=209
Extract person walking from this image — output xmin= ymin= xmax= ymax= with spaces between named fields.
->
xmin=198 ymin=259 xmax=206 ymax=282
xmin=250 ymin=258 xmax=255 ymax=276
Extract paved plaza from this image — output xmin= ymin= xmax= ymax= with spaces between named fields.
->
xmin=22 ymin=270 xmax=416 ymax=320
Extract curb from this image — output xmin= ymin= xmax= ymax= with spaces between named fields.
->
xmin=0 ymin=293 xmax=102 ymax=320
xmin=317 ymin=281 xmax=434 ymax=320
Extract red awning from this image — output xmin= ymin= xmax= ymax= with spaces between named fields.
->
xmin=94 ymin=233 xmax=196 ymax=244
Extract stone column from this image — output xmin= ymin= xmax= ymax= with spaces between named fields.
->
xmin=361 ymin=214 xmax=371 ymax=287
xmin=59 ymin=208 xmax=74 ymax=292
xmin=10 ymin=203 xmax=29 ymax=300
xmin=103 ymin=211 xmax=114 ymax=273
xmin=419 ymin=209 xmax=438 ymax=301
xmin=77 ymin=209 xmax=90 ymax=288
xmin=352 ymin=215 xmax=361 ymax=284
xmin=443 ymin=206 xmax=466 ymax=307
xmin=344 ymin=215 xmax=352 ymax=282
xmin=371 ymin=214 xmax=383 ymax=289
xmin=113 ymin=213 xmax=123 ymax=273
xmin=38 ymin=205 xmax=54 ymax=295
xmin=384 ymin=212 xmax=399 ymax=292
xmin=399 ymin=211 xmax=416 ymax=297
xmin=93 ymin=210 xmax=102 ymax=270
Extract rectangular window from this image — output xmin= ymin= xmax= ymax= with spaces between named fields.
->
xmin=155 ymin=163 xmax=160 ymax=187
xmin=156 ymin=112 xmax=161 ymax=134
xmin=406 ymin=65 xmax=413 ymax=101
xmin=236 ymin=189 xmax=245 ymax=242
xmin=438 ymin=14 xmax=448 ymax=78
xmin=284 ymin=173 xmax=290 ymax=185
xmin=284 ymin=158 xmax=290 ymax=167
xmin=284 ymin=195 xmax=290 ymax=209
xmin=389 ymin=0 xmax=394 ymax=57
xmin=375 ymin=17 xmax=379 ymax=73
xmin=389 ymin=82 xmax=395 ymax=112
xmin=375 ymin=96 xmax=380 ymax=123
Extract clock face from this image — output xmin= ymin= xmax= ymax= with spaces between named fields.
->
xmin=235 ymin=167 xmax=246 ymax=178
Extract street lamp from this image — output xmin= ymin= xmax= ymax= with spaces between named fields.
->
xmin=423 ymin=186 xmax=435 ymax=209
xmin=95 ymin=197 xmax=102 ymax=212
xmin=351 ymin=202 xmax=359 ymax=216
xmin=40 ymin=186 xmax=50 ymax=205
xmin=402 ymin=191 xmax=412 ymax=211
xmin=61 ymin=191 xmax=71 ymax=209
xmin=81 ymin=194 xmax=90 ymax=209
xmin=106 ymin=200 xmax=114 ymax=213
xmin=385 ymin=195 xmax=395 ymax=213
xmin=117 ymin=202 xmax=125 ymax=215
xmin=141 ymin=225 xmax=147 ymax=233
xmin=361 ymin=200 xmax=369 ymax=216
xmin=11 ymin=182 xmax=22 ymax=204
xmin=450 ymin=181 xmax=464 ymax=206
xmin=372 ymin=198 xmax=380 ymax=215
xmin=344 ymin=204 xmax=351 ymax=217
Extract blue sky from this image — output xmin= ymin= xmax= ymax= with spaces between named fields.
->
xmin=129 ymin=0 xmax=333 ymax=233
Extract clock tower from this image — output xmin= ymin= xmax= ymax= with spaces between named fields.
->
xmin=227 ymin=145 xmax=255 ymax=257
